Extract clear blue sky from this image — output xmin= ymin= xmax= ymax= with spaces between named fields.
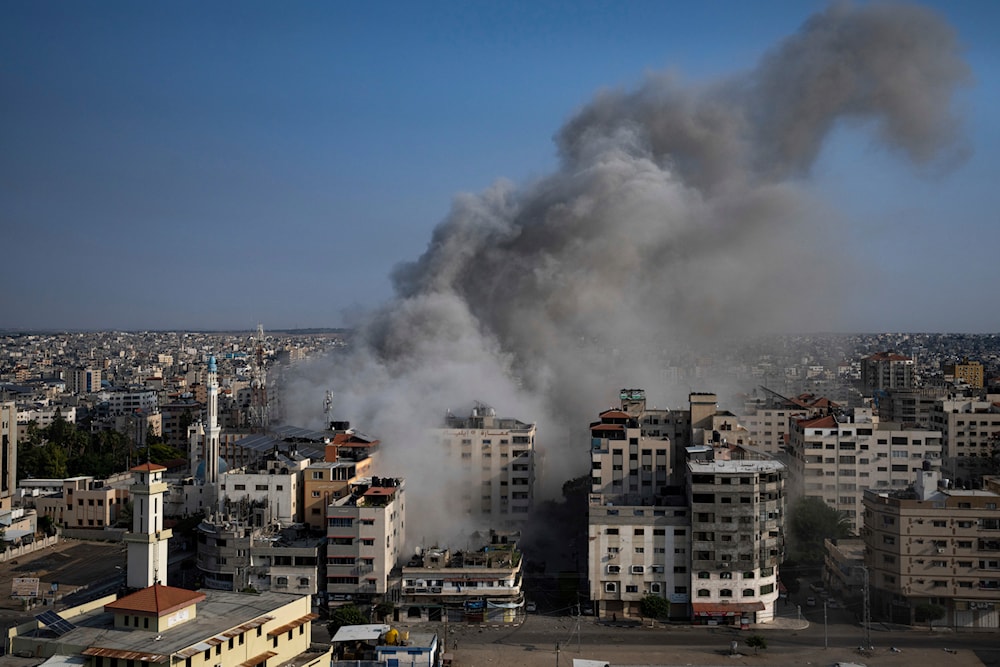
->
xmin=2 ymin=0 xmax=998 ymax=333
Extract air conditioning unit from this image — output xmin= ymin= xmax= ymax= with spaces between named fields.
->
xmin=937 ymin=548 xmax=946 ymax=554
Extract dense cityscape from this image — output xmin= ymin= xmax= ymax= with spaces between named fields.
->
xmin=2 ymin=327 xmax=1000 ymax=666
xmin=4 ymin=0 xmax=998 ymax=665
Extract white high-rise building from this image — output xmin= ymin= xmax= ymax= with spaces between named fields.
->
xmin=435 ymin=403 xmax=535 ymax=529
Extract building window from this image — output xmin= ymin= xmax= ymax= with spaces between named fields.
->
xmin=605 ymin=582 xmax=617 ymax=593
xmin=742 ymin=588 xmax=754 ymax=597
xmin=697 ymin=589 xmax=711 ymax=597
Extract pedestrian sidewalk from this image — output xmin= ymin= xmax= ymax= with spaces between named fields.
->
xmin=749 ymin=602 xmax=810 ymax=631
xmin=751 ymin=614 xmax=809 ymax=631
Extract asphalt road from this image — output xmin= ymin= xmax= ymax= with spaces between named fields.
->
xmin=431 ymin=613 xmax=1000 ymax=667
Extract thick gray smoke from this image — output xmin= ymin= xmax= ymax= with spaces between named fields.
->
xmin=283 ymin=2 xmax=968 ymax=546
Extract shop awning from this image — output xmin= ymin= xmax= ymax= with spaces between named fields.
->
xmin=691 ymin=601 xmax=765 ymax=617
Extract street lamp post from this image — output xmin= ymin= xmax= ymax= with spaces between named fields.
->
xmin=823 ymin=598 xmax=828 ymax=649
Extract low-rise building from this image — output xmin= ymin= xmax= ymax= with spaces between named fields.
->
xmin=34 ymin=475 xmax=129 ymax=530
xmin=400 ymin=530 xmax=523 ymax=623
xmin=5 ymin=586 xmax=329 ymax=667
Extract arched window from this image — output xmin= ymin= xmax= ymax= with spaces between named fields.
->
xmin=742 ymin=588 xmax=755 ymax=597
xmin=719 ymin=589 xmax=733 ymax=598
xmin=697 ymin=589 xmax=711 ymax=597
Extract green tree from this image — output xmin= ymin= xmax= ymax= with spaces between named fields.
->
xmin=373 ymin=601 xmax=395 ymax=622
xmin=787 ymin=497 xmax=852 ymax=565
xmin=745 ymin=634 xmax=767 ymax=654
xmin=147 ymin=443 xmax=185 ymax=464
xmin=38 ymin=515 xmax=57 ymax=537
xmin=915 ymin=602 xmax=946 ymax=629
xmin=327 ymin=604 xmax=368 ymax=636
xmin=117 ymin=500 xmax=133 ymax=529
xmin=639 ymin=594 xmax=670 ymax=620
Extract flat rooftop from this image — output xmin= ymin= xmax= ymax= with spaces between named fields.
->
xmin=21 ymin=589 xmax=306 ymax=661
xmin=687 ymin=459 xmax=784 ymax=473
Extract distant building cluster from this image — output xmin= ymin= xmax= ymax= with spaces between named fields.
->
xmin=2 ymin=329 xmax=1000 ymax=651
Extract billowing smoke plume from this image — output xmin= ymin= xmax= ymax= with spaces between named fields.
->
xmin=282 ymin=2 xmax=968 ymax=546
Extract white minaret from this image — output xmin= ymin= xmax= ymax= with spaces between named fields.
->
xmin=123 ymin=463 xmax=172 ymax=589
xmin=205 ymin=355 xmax=221 ymax=509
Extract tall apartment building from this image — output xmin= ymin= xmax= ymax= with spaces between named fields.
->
xmin=303 ymin=459 xmax=376 ymax=532
xmin=587 ymin=390 xmax=778 ymax=621
xmin=878 ymin=387 xmax=949 ymax=428
xmin=863 ymin=468 xmax=1000 ymax=629
xmin=944 ymin=358 xmax=985 ymax=389
xmin=627 ymin=389 xmax=694 ymax=484
xmin=96 ymin=388 xmax=158 ymax=416
xmin=587 ymin=391 xmax=689 ymax=619
xmin=326 ymin=476 xmax=406 ymax=608
xmin=787 ymin=408 xmax=942 ymax=531
xmin=1 ymin=399 xmax=15 ymax=514
xmin=436 ymin=404 xmax=535 ymax=529
xmin=929 ymin=395 xmax=1000 ymax=485
xmin=740 ymin=390 xmax=838 ymax=455
xmin=687 ymin=459 xmax=786 ymax=625
xmin=861 ymin=352 xmax=915 ymax=393
xmin=69 ymin=366 xmax=102 ymax=394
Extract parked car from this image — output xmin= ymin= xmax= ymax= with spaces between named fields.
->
xmin=581 ymin=603 xmax=594 ymax=615
xmin=806 ymin=596 xmax=817 ymax=607
xmin=525 ymin=601 xmax=537 ymax=613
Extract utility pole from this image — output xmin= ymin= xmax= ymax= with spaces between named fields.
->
xmin=555 ymin=642 xmax=560 ymax=667
xmin=823 ymin=598 xmax=828 ymax=649
xmin=861 ymin=565 xmax=872 ymax=650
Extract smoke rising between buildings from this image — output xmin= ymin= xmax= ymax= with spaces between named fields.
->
xmin=282 ymin=2 xmax=969 ymax=546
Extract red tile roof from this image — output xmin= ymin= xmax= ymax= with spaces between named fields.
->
xmin=797 ymin=415 xmax=837 ymax=428
xmin=130 ymin=462 xmax=167 ymax=473
xmin=104 ymin=584 xmax=205 ymax=616
xmin=590 ymin=424 xmax=623 ymax=431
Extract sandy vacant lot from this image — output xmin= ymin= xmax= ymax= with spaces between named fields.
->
xmin=0 ymin=539 xmax=123 ymax=615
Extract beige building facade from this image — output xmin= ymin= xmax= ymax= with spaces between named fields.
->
xmin=436 ymin=405 xmax=535 ymax=529
xmin=787 ymin=408 xmax=942 ymax=531
xmin=863 ymin=469 xmax=1000 ymax=629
